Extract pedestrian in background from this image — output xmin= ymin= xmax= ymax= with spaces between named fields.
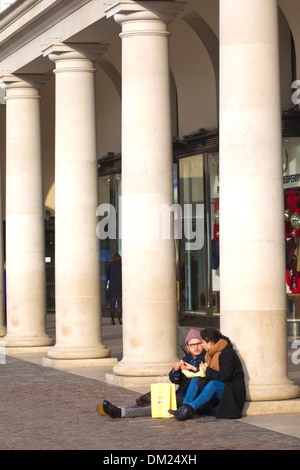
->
xmin=107 ymin=253 xmax=122 ymax=325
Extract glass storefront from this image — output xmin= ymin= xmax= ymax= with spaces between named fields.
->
xmin=43 ymin=129 xmax=300 ymax=335
xmin=42 ymin=118 xmax=300 ymax=335
xmin=177 ymin=153 xmax=220 ymax=323
xmin=97 ymin=150 xmax=220 ymax=325
xmin=98 ymin=173 xmax=122 ymax=308
xmin=45 ymin=216 xmax=55 ymax=311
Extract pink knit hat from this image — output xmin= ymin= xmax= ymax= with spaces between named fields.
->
xmin=185 ymin=328 xmax=201 ymax=344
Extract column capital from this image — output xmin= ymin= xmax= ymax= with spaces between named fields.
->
xmin=43 ymin=42 xmax=108 ymax=65
xmin=105 ymin=1 xmax=186 ymax=26
xmin=0 ymin=74 xmax=51 ymax=100
xmin=0 ymin=73 xmax=50 ymax=90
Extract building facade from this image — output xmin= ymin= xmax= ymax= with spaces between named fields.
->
xmin=0 ymin=0 xmax=300 ymax=411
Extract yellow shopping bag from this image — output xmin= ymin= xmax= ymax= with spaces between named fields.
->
xmin=151 ymin=378 xmax=177 ymax=418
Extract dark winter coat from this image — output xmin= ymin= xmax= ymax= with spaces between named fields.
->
xmin=107 ymin=259 xmax=122 ymax=298
xmin=204 ymin=342 xmax=246 ymax=419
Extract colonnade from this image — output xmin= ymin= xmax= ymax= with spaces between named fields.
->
xmin=0 ymin=0 xmax=299 ymax=404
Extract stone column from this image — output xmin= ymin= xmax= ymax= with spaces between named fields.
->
xmin=219 ymin=0 xmax=300 ymax=401
xmin=42 ymin=44 xmax=112 ymax=364
xmin=106 ymin=1 xmax=186 ymax=378
xmin=0 ymin=104 xmax=5 ymax=338
xmin=0 ymin=75 xmax=53 ymax=348
xmin=0 ymin=183 xmax=5 ymax=339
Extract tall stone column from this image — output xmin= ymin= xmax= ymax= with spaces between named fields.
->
xmin=0 ymin=75 xmax=53 ymax=348
xmin=0 ymin=105 xmax=6 ymax=338
xmin=106 ymin=1 xmax=186 ymax=378
xmin=219 ymin=0 xmax=300 ymax=401
xmin=42 ymin=44 xmax=112 ymax=364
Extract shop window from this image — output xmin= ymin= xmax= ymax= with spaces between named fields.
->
xmin=283 ymin=137 xmax=300 ymax=335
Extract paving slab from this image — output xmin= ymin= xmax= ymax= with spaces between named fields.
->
xmin=0 ymin=354 xmax=299 ymax=452
xmin=1 ymin=315 xmax=300 ymax=454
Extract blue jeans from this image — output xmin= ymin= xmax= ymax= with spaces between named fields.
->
xmin=183 ymin=377 xmax=225 ymax=411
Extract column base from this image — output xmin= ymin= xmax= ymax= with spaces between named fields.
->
xmin=113 ymin=359 xmax=175 ymax=377
xmin=0 ymin=335 xmax=53 ymax=348
xmin=43 ymin=356 xmax=117 ymax=369
xmin=46 ymin=344 xmax=111 ymax=360
xmin=243 ymin=398 xmax=300 ymax=415
xmin=105 ymin=372 xmax=162 ymax=389
xmin=247 ymin=381 xmax=300 ymax=401
xmin=0 ymin=326 xmax=7 ymax=337
xmin=1 ymin=345 xmax=52 ymax=355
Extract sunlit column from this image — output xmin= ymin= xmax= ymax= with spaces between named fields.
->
xmin=219 ymin=0 xmax=300 ymax=401
xmin=43 ymin=44 xmax=111 ymax=362
xmin=0 ymin=105 xmax=6 ymax=337
xmin=106 ymin=1 xmax=186 ymax=377
xmin=0 ymin=74 xmax=52 ymax=347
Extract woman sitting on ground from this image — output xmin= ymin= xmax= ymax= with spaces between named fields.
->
xmin=169 ymin=327 xmax=246 ymax=421
xmin=97 ymin=328 xmax=205 ymax=418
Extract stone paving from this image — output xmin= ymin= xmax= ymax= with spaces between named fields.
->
xmin=1 ymin=355 xmax=300 ymax=452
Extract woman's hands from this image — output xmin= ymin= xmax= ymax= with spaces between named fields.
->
xmin=173 ymin=360 xmax=197 ymax=372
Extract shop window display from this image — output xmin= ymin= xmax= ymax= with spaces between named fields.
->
xmin=285 ymin=189 xmax=300 ymax=292
xmin=284 ymin=139 xmax=300 ymax=292
xmin=178 ymin=152 xmax=220 ymax=319
xmin=283 ymin=137 xmax=300 ymax=335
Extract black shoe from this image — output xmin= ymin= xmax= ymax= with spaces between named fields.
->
xmin=175 ymin=404 xmax=194 ymax=421
xmin=168 ymin=406 xmax=183 ymax=416
xmin=103 ymin=400 xmax=121 ymax=418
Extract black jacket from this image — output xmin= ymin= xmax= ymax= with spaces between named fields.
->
xmin=205 ymin=343 xmax=246 ymax=419
xmin=107 ymin=259 xmax=122 ymax=298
